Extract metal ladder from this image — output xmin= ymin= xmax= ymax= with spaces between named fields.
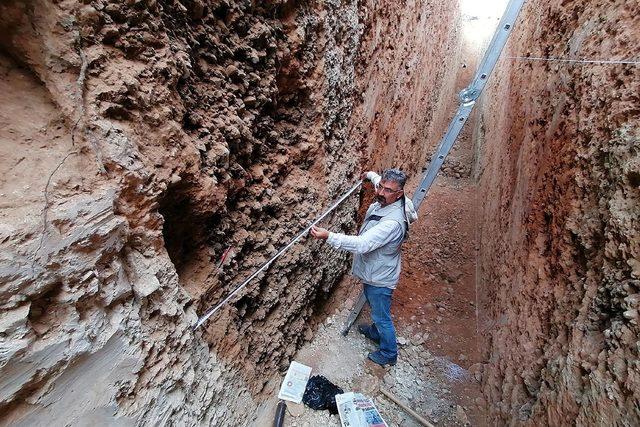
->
xmin=341 ymin=0 xmax=527 ymax=335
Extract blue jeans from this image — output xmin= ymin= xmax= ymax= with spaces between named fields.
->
xmin=363 ymin=284 xmax=397 ymax=359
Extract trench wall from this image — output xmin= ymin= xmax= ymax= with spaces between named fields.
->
xmin=350 ymin=0 xmax=462 ymax=176
xmin=475 ymin=0 xmax=640 ymax=424
xmin=0 ymin=0 xmax=460 ymax=424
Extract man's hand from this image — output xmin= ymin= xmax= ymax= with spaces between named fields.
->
xmin=310 ymin=225 xmax=329 ymax=240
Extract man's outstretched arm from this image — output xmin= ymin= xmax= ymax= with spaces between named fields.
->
xmin=310 ymin=221 xmax=403 ymax=254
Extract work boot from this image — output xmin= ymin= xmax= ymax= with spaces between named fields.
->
xmin=368 ymin=351 xmax=397 ymax=367
xmin=357 ymin=324 xmax=380 ymax=344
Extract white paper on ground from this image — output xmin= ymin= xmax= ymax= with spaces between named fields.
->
xmin=336 ymin=392 xmax=388 ymax=427
xmin=277 ymin=361 xmax=312 ymax=403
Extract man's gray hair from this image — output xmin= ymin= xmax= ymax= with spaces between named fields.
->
xmin=381 ymin=168 xmax=408 ymax=188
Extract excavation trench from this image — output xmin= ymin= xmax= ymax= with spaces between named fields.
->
xmin=0 ymin=0 xmax=638 ymax=426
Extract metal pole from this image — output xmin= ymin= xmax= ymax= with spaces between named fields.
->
xmin=412 ymin=0 xmax=527 ymax=210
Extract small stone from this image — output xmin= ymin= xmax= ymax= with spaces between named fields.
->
xmin=190 ymin=0 xmax=205 ymax=19
xmin=411 ymin=334 xmax=425 ymax=346
xmin=455 ymin=405 xmax=470 ymax=425
xmin=102 ymin=25 xmax=120 ymax=44
xmin=224 ymin=125 xmax=241 ymax=140
xmin=469 ymin=363 xmax=484 ymax=382
xmin=0 ymin=304 xmax=30 ymax=333
xmin=383 ymin=374 xmax=395 ymax=387
xmin=225 ymin=64 xmax=239 ymax=77
xmin=247 ymin=49 xmax=260 ymax=64
xmin=285 ymin=401 xmax=305 ymax=417
xmin=397 ymin=336 xmax=408 ymax=346
xmin=243 ymin=95 xmax=257 ymax=107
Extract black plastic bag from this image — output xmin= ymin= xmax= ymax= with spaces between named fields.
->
xmin=302 ymin=375 xmax=344 ymax=414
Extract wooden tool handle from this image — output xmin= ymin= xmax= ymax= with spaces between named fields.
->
xmin=380 ymin=388 xmax=435 ymax=427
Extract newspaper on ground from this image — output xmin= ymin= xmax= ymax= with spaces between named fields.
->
xmin=278 ymin=361 xmax=313 ymax=403
xmin=335 ymin=392 xmax=388 ymax=427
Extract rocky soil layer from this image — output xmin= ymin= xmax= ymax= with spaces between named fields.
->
xmin=0 ymin=0 xmax=461 ymax=424
xmin=474 ymin=0 xmax=640 ymax=424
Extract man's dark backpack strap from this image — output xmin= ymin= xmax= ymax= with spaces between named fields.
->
xmin=400 ymin=196 xmax=409 ymax=240
xmin=359 ymin=214 xmax=383 ymax=232
xmin=361 ymin=211 xmax=408 ymax=236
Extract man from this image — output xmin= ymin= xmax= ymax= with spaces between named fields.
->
xmin=310 ymin=169 xmax=417 ymax=366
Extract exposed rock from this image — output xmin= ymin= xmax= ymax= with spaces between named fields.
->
xmin=411 ymin=334 xmax=425 ymax=346
xmin=286 ymin=401 xmax=305 ymax=417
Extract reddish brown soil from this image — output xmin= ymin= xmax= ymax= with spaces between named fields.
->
xmin=475 ymin=1 xmax=640 ymax=424
xmin=395 ymin=177 xmax=483 ymax=400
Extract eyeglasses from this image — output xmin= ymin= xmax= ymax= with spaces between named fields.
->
xmin=378 ymin=185 xmax=402 ymax=194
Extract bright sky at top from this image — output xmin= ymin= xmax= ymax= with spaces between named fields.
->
xmin=459 ymin=0 xmax=510 ymax=18
xmin=459 ymin=0 xmax=511 ymax=49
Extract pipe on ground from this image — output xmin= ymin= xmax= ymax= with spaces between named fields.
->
xmin=273 ymin=400 xmax=286 ymax=427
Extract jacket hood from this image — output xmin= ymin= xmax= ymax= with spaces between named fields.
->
xmin=403 ymin=196 xmax=418 ymax=226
